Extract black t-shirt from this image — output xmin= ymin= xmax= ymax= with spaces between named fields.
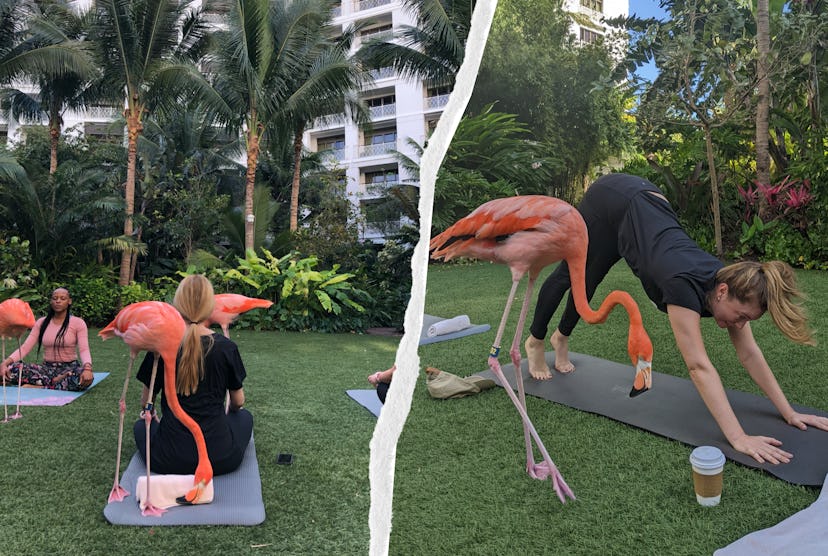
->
xmin=580 ymin=174 xmax=724 ymax=315
xmin=136 ymin=333 xmax=246 ymax=472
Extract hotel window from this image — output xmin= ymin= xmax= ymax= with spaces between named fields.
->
xmin=364 ymin=168 xmax=398 ymax=186
xmin=366 ymin=128 xmax=396 ymax=145
xmin=579 ymin=0 xmax=603 ymax=12
xmin=580 ymin=28 xmax=601 ymax=44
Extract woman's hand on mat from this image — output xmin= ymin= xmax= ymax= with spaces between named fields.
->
xmin=785 ymin=411 xmax=828 ymax=433
xmin=732 ymin=434 xmax=792 ymax=464
xmin=79 ymin=368 xmax=94 ymax=388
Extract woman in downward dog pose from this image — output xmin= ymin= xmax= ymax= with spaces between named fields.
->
xmin=525 ymin=173 xmax=828 ymax=464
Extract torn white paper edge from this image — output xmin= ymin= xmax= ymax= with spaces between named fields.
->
xmin=367 ymin=2 xmax=498 ymax=554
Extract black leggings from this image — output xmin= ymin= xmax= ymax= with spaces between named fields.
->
xmin=376 ymin=382 xmax=390 ymax=404
xmin=133 ymin=408 xmax=254 ymax=476
xmin=528 ymin=179 xmax=633 ymax=340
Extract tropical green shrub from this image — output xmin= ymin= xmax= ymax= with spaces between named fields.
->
xmin=63 ymin=277 xmax=119 ymax=324
xmin=198 ymin=248 xmax=371 ymax=333
xmin=276 ymin=255 xmax=370 ymax=333
xmin=0 ymin=235 xmax=40 ymax=302
xmin=356 ymin=225 xmax=416 ymax=328
xmin=732 ymin=176 xmax=824 ymax=266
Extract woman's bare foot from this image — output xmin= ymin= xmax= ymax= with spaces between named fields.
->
xmin=368 ymin=365 xmax=396 ymax=386
xmin=550 ymin=330 xmax=575 ymax=373
xmin=524 ymin=335 xmax=552 ymax=380
xmin=425 ymin=366 xmax=441 ymax=377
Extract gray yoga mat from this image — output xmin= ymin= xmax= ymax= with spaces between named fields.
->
xmin=419 ymin=314 xmax=491 ymax=346
xmin=477 ymin=351 xmax=828 ymax=487
xmin=347 ymin=389 xmax=383 ymax=417
xmin=103 ymin=435 xmax=265 ymax=526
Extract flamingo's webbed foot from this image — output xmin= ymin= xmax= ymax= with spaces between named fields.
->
xmin=552 ymin=472 xmax=575 ymax=503
xmin=10 ymin=410 xmax=21 ymax=419
xmin=108 ymin=483 xmax=129 ymax=503
xmin=527 ymin=460 xmax=552 ymax=480
xmin=141 ymin=502 xmax=166 ymax=517
xmin=527 ymin=461 xmax=575 ymax=503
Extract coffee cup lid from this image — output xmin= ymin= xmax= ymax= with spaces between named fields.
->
xmin=690 ymin=446 xmax=726 ymax=470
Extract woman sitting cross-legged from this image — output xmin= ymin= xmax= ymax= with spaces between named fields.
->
xmin=0 ymin=287 xmax=94 ymax=391
xmin=133 ymin=275 xmax=254 ymax=476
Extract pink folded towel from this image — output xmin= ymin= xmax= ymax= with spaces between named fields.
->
xmin=135 ymin=474 xmax=215 ymax=510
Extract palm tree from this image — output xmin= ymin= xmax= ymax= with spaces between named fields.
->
xmin=357 ymin=0 xmax=473 ymax=87
xmin=280 ymin=22 xmax=368 ymax=232
xmin=755 ymin=0 xmax=771 ymax=207
xmin=0 ymin=0 xmax=96 ymax=175
xmin=136 ymin=104 xmax=242 ymax=262
xmin=91 ymin=0 xmax=208 ymax=285
xmin=0 ymin=128 xmax=124 ymax=275
xmin=162 ymin=0 xmax=367 ymax=248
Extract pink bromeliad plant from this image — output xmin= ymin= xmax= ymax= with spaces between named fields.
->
xmin=738 ymin=176 xmax=813 ymax=228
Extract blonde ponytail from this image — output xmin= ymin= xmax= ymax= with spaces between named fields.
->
xmin=717 ymin=261 xmax=815 ymax=346
xmin=172 ymin=275 xmax=216 ymax=395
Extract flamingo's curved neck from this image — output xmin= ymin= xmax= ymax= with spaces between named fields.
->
xmin=161 ymin=353 xmax=209 ymax=462
xmin=566 ymin=252 xmax=647 ymax=349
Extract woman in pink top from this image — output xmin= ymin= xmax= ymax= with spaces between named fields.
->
xmin=0 ymin=287 xmax=94 ymax=391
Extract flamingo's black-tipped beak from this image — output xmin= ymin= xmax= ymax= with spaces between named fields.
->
xmin=629 ymin=358 xmax=652 ymax=398
xmin=629 ymin=385 xmax=649 ymax=397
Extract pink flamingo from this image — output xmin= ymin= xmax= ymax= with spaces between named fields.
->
xmin=430 ymin=195 xmax=653 ymax=503
xmin=206 ymin=293 xmax=273 ymax=338
xmin=206 ymin=293 xmax=272 ymax=412
xmin=0 ymin=298 xmax=36 ymax=422
xmin=100 ymin=301 xmax=213 ymax=515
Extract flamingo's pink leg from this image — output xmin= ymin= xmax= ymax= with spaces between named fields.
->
xmin=141 ymin=353 xmax=166 ymax=517
xmin=10 ymin=337 xmax=23 ymax=419
xmin=109 ymin=353 xmax=136 ymax=503
xmin=508 ymin=277 xmax=538 ymax=474
xmin=489 ymin=277 xmax=575 ymax=503
xmin=2 ymin=339 xmax=8 ymax=423
xmin=1 ymin=373 xmax=7 ymax=424
xmin=488 ymin=357 xmax=574 ymax=503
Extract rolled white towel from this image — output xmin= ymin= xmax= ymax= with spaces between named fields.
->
xmin=136 ymin=474 xmax=215 ymax=510
xmin=427 ymin=315 xmax=472 ymax=337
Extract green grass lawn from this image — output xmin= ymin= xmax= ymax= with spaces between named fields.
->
xmin=0 ymin=329 xmax=400 ymax=555
xmin=1 ymin=262 xmax=825 ymax=555
xmin=388 ymin=261 xmax=828 ymax=555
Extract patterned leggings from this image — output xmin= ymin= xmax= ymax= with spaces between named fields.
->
xmin=5 ymin=361 xmax=87 ymax=391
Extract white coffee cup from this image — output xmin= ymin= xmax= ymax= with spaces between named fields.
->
xmin=689 ymin=446 xmax=726 ymax=506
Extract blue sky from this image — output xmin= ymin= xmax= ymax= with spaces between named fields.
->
xmin=628 ymin=0 xmax=667 ymax=20
xmin=628 ymin=0 xmax=667 ymax=81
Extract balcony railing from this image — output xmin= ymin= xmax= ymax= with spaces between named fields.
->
xmin=361 ymin=30 xmax=394 ymax=43
xmin=369 ymin=67 xmax=395 ymax=80
xmin=312 ymin=113 xmax=346 ymax=128
xmin=202 ymin=12 xmax=229 ymax=27
xmin=425 ymin=94 xmax=450 ymax=110
xmin=355 ymin=0 xmax=392 ymax=11
xmin=362 ymin=180 xmax=399 ymax=191
xmin=579 ymin=0 xmax=603 ymax=15
xmin=369 ymin=103 xmax=396 ymax=119
xmin=321 ymin=148 xmax=347 ymax=162
xmin=85 ymin=105 xmax=122 ymax=119
xmin=358 ymin=141 xmax=396 ymax=158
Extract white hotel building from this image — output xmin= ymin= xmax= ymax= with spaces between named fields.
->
xmin=1 ymin=0 xmax=626 ymax=241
